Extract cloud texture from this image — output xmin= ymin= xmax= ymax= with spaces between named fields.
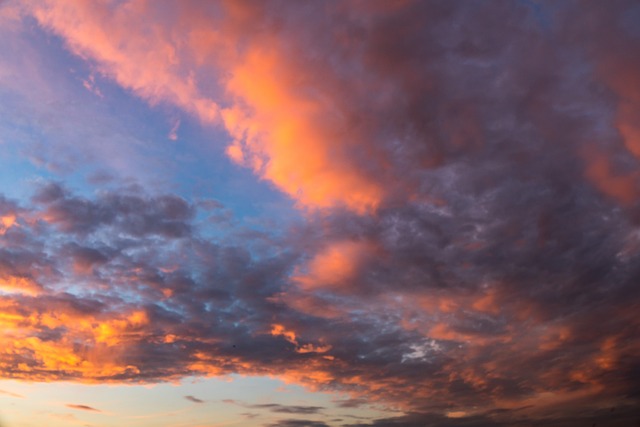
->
xmin=1 ymin=0 xmax=640 ymax=425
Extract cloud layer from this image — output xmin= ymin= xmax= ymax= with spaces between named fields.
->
xmin=1 ymin=0 xmax=640 ymax=426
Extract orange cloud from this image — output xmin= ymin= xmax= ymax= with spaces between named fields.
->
xmin=617 ymin=102 xmax=640 ymax=159
xmin=471 ymin=289 xmax=501 ymax=316
xmin=597 ymin=35 xmax=640 ymax=161
xmin=588 ymin=13 xmax=640 ymax=206
xmin=270 ymin=324 xmax=331 ymax=355
xmin=4 ymin=3 xmax=640 ymax=423
xmin=0 ymin=299 xmax=150 ymax=381
xmin=0 ymin=275 xmax=41 ymax=295
xmin=26 ymin=1 xmax=385 ymax=213
xmin=222 ymin=45 xmax=383 ymax=213
xmin=270 ymin=323 xmax=297 ymax=344
xmin=583 ymin=145 xmax=639 ymax=205
xmin=292 ymin=240 xmax=374 ymax=291
xmin=31 ymin=0 xmax=220 ymax=124
xmin=0 ymin=214 xmax=16 ymax=234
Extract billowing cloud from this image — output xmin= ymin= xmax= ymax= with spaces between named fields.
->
xmin=0 ymin=173 xmax=637 ymax=424
xmin=20 ymin=0 xmax=640 ymax=216
xmin=1 ymin=1 xmax=640 ymax=426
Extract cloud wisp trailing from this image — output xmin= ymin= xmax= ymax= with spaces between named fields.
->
xmin=65 ymin=404 xmax=101 ymax=412
xmin=224 ymin=399 xmax=325 ymax=415
xmin=184 ymin=395 xmax=204 ymax=404
xmin=0 ymin=389 xmax=23 ymax=399
xmin=0 ymin=0 xmax=639 ymax=426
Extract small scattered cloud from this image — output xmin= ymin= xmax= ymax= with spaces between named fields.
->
xmin=184 ymin=395 xmax=204 ymax=404
xmin=65 ymin=404 xmax=101 ymax=412
xmin=265 ymin=420 xmax=330 ymax=427
xmin=334 ymin=398 xmax=368 ymax=409
xmin=224 ymin=399 xmax=324 ymax=415
xmin=168 ymin=118 xmax=180 ymax=141
xmin=0 ymin=389 xmax=24 ymax=399
xmin=251 ymin=404 xmax=324 ymax=415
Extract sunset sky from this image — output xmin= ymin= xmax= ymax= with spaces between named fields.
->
xmin=1 ymin=1 xmax=640 ymax=426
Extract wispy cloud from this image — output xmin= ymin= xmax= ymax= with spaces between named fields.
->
xmin=222 ymin=399 xmax=323 ymax=415
xmin=0 ymin=388 xmax=25 ymax=399
xmin=249 ymin=404 xmax=324 ymax=415
xmin=65 ymin=404 xmax=101 ymax=412
xmin=265 ymin=420 xmax=329 ymax=427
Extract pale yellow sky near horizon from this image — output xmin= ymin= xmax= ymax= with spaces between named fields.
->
xmin=0 ymin=375 xmax=394 ymax=427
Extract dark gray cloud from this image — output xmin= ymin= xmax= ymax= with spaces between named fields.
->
xmin=250 ymin=404 xmax=324 ymax=415
xmin=222 ymin=399 xmax=324 ymax=415
xmin=184 ymin=395 xmax=204 ymax=404
xmin=32 ymin=182 xmax=194 ymax=238
xmin=343 ymin=412 xmax=503 ymax=427
xmin=3 ymin=139 xmax=639 ymax=418
xmin=344 ymin=405 xmax=640 ymax=427
xmin=334 ymin=398 xmax=368 ymax=409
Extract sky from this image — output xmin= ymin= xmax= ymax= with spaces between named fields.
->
xmin=0 ymin=0 xmax=639 ymax=426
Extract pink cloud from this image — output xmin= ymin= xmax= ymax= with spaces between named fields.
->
xmin=25 ymin=1 xmax=390 ymax=213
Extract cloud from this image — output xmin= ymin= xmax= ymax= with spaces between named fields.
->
xmin=22 ymin=0 xmax=640 ymax=218
xmin=168 ymin=118 xmax=180 ymax=141
xmin=0 ymin=16 xmax=173 ymax=185
xmin=184 ymin=395 xmax=204 ymax=404
xmin=344 ymin=405 xmax=640 ymax=427
xmin=264 ymin=420 xmax=329 ymax=427
xmin=1 ymin=1 xmax=640 ymax=426
xmin=15 ymin=1 xmax=392 ymax=212
xmin=343 ymin=412 xmax=504 ymax=427
xmin=334 ymin=398 xmax=368 ymax=409
xmin=32 ymin=181 xmax=194 ymax=238
xmin=29 ymin=0 xmax=220 ymax=125
xmin=222 ymin=399 xmax=324 ymax=415
xmin=0 ymin=389 xmax=24 ymax=399
xmin=250 ymin=404 xmax=324 ymax=415
xmin=65 ymin=404 xmax=101 ymax=412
